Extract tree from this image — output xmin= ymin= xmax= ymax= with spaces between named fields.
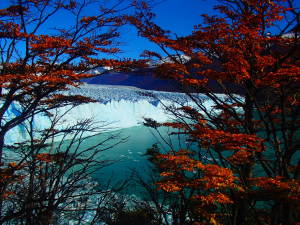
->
xmin=0 ymin=0 xmax=146 ymax=223
xmin=0 ymin=0 xmax=146 ymax=161
xmin=1 ymin=110 xmax=127 ymax=224
xmin=129 ymin=0 xmax=300 ymax=224
xmin=133 ymin=143 xmax=202 ymax=225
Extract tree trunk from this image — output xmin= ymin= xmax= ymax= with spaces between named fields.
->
xmin=0 ymin=133 xmax=5 ymax=164
xmin=233 ymin=198 xmax=248 ymax=225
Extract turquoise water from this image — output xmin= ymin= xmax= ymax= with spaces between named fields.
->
xmin=77 ymin=125 xmax=193 ymax=195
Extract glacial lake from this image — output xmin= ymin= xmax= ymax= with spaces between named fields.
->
xmin=76 ymin=125 xmax=196 ymax=197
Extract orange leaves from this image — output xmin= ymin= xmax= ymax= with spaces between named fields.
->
xmin=74 ymin=38 xmax=101 ymax=55
xmin=201 ymin=164 xmax=235 ymax=189
xmin=193 ymin=52 xmax=212 ymax=65
xmin=190 ymin=125 xmax=264 ymax=153
xmin=269 ymin=66 xmax=300 ymax=81
xmin=36 ymin=153 xmax=53 ymax=163
xmin=0 ymin=171 xmax=14 ymax=180
xmin=228 ymin=150 xmax=252 ymax=164
xmin=0 ymin=162 xmax=24 ymax=190
xmin=30 ymin=35 xmax=72 ymax=51
xmin=157 ymin=180 xmax=183 ymax=192
xmin=80 ymin=16 xmax=97 ymax=24
xmin=0 ymin=21 xmax=23 ymax=39
xmin=42 ymin=94 xmax=96 ymax=107
xmin=80 ymin=57 xmax=148 ymax=72
xmin=160 ymin=171 xmax=175 ymax=177
xmin=156 ymin=149 xmax=236 ymax=203
xmin=161 ymin=122 xmax=188 ymax=130
xmin=155 ymin=62 xmax=187 ymax=80
xmin=164 ymin=1 xmax=297 ymax=88
xmin=249 ymin=177 xmax=300 ymax=202
xmin=147 ymin=35 xmax=173 ymax=45
xmin=0 ymin=62 xmax=96 ymax=90
xmin=134 ymin=0 xmax=300 ymax=223
xmin=157 ymin=149 xmax=203 ymax=172
xmin=252 ymin=176 xmax=290 ymax=190
xmin=36 ymin=153 xmax=66 ymax=163
xmin=193 ymin=193 xmax=233 ymax=205
xmin=2 ymin=191 xmax=15 ymax=198
xmin=181 ymin=78 xmax=208 ymax=87
xmin=155 ymin=149 xmax=236 ymax=219
xmin=0 ymin=5 xmax=28 ymax=17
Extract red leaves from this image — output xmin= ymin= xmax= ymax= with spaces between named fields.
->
xmin=0 ymin=5 xmax=28 ymax=17
xmin=181 ymin=78 xmax=208 ymax=87
xmin=0 ymin=162 xmax=24 ymax=197
xmin=193 ymin=193 xmax=233 ymax=204
xmin=155 ymin=62 xmax=187 ymax=80
xmin=161 ymin=122 xmax=188 ymax=130
xmin=201 ymin=164 xmax=235 ymax=189
xmin=249 ymin=177 xmax=300 ymax=202
xmin=30 ymin=35 xmax=72 ymax=51
xmin=190 ymin=126 xmax=264 ymax=152
xmin=80 ymin=16 xmax=97 ymax=24
xmin=228 ymin=150 xmax=253 ymax=164
xmin=135 ymin=0 xmax=300 ymax=223
xmin=36 ymin=153 xmax=53 ymax=163
xmin=157 ymin=180 xmax=183 ymax=192
xmin=0 ymin=64 xmax=94 ymax=91
xmin=0 ymin=21 xmax=23 ymax=39
xmin=155 ymin=149 xmax=236 ymax=212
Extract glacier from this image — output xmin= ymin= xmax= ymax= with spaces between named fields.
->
xmin=4 ymin=84 xmax=225 ymax=145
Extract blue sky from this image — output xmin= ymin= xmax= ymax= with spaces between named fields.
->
xmin=0 ymin=0 xmax=218 ymax=59
xmin=122 ymin=0 xmax=300 ymax=59
xmin=120 ymin=0 xmax=218 ymax=58
xmin=0 ymin=0 xmax=298 ymax=59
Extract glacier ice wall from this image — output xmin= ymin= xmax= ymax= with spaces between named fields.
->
xmin=4 ymin=84 xmax=226 ymax=144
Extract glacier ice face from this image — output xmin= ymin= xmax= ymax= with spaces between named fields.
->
xmin=4 ymin=84 xmax=229 ymax=144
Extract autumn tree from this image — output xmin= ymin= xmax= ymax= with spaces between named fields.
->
xmin=0 ymin=0 xmax=146 ymax=160
xmin=0 ymin=0 xmax=147 ymax=223
xmin=130 ymin=0 xmax=300 ymax=224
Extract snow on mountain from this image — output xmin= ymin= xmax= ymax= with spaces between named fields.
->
xmin=4 ymin=84 xmax=217 ymax=144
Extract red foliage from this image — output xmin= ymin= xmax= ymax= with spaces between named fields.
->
xmin=132 ymin=0 xmax=300 ymax=224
